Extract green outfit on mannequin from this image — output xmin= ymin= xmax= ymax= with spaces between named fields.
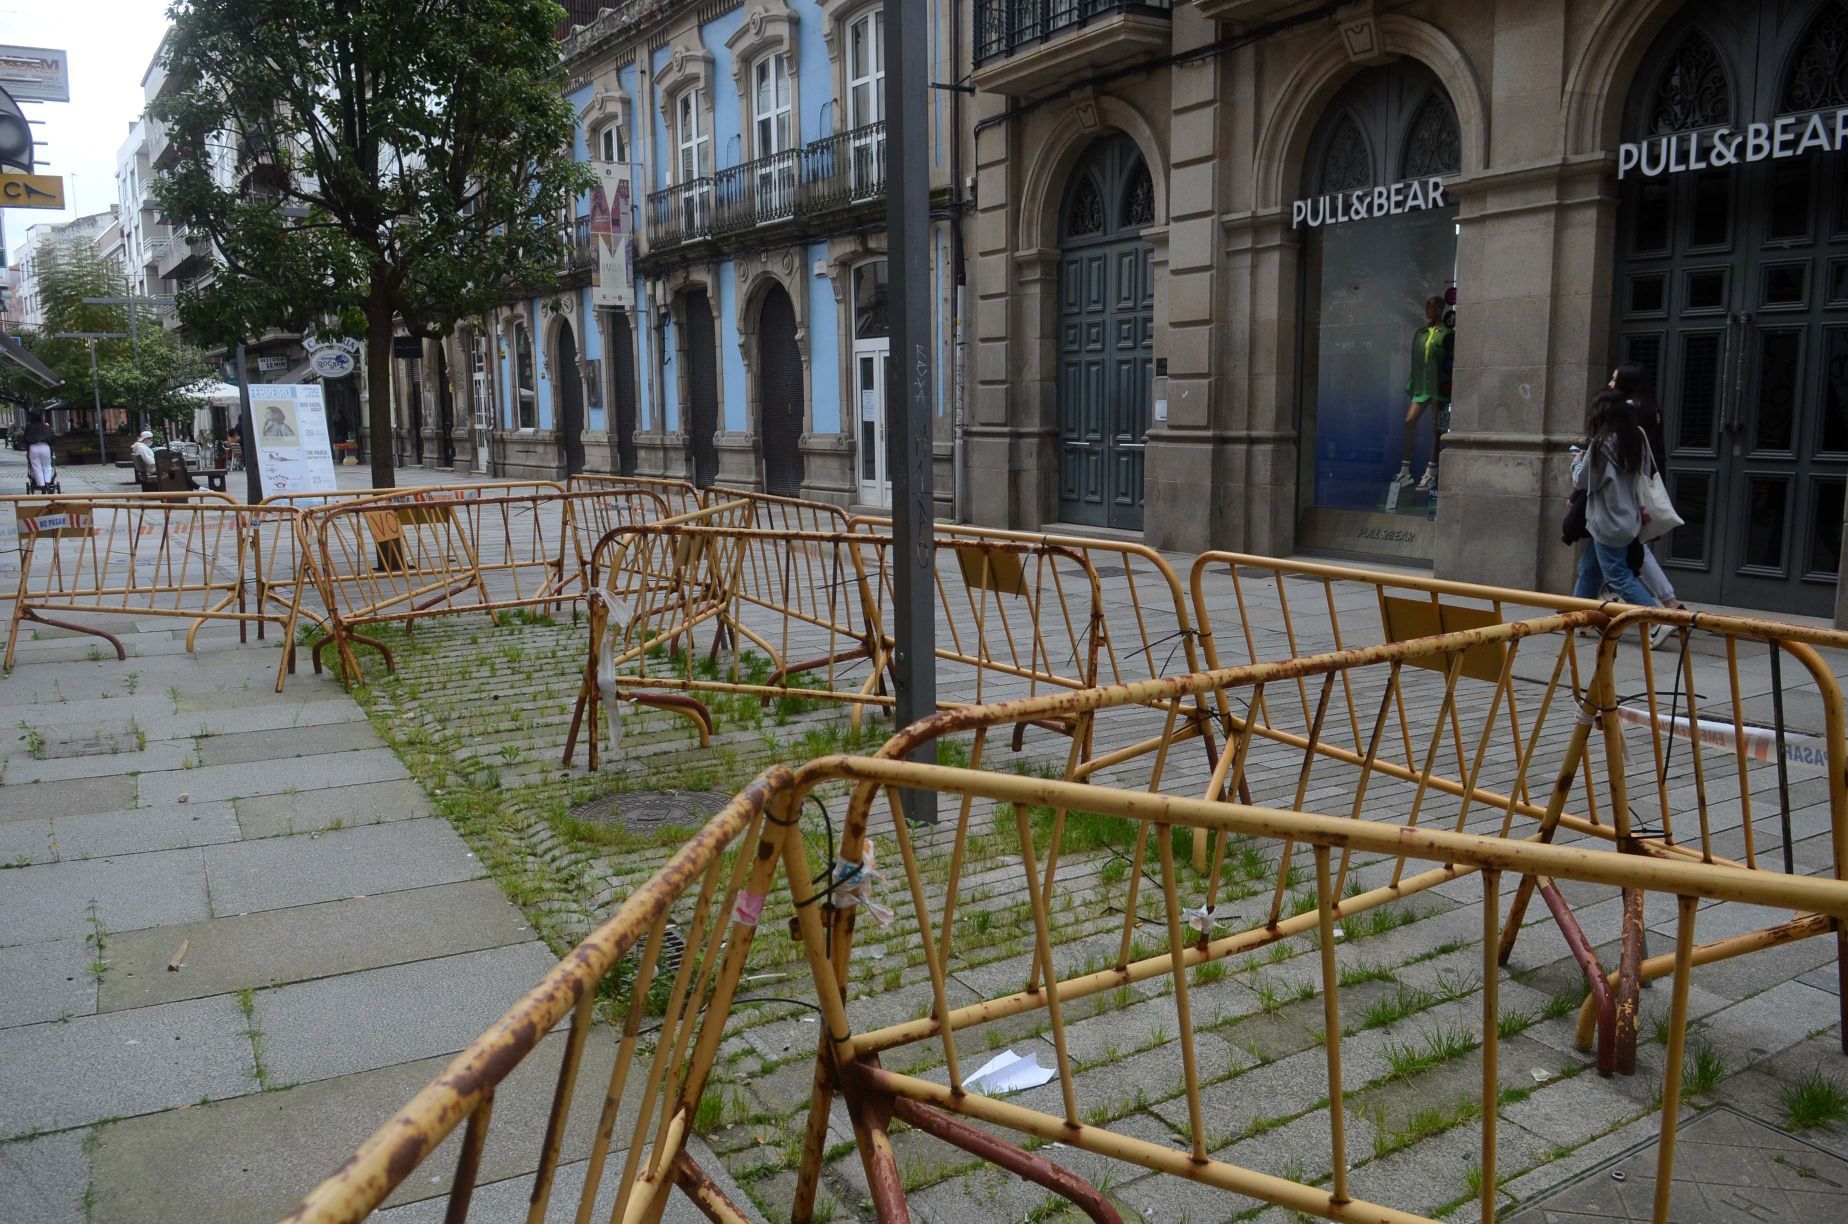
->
xmin=1394 ymin=295 xmax=1453 ymax=492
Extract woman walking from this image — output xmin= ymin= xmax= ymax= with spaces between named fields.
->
xmin=1574 ymin=389 xmax=1660 ymax=607
xmin=1609 ymin=363 xmax=1683 ymax=608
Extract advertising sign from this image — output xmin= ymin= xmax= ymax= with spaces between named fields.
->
xmin=1293 ymin=176 xmax=1450 ymax=230
xmin=308 ymin=347 xmax=356 ymax=379
xmin=589 ymin=160 xmax=635 ymax=309
xmin=0 ymin=46 xmax=70 ymax=103
xmin=251 ymin=384 xmax=339 ymax=496
xmin=1619 ymin=110 xmax=1848 ymax=179
xmin=0 ymin=173 xmax=64 ymax=209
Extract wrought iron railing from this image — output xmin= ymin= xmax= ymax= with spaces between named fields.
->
xmin=803 ymin=120 xmax=886 ymax=214
xmin=714 ymin=149 xmax=801 ymax=234
xmin=974 ymin=0 xmax=1172 ymax=65
xmin=643 ymin=123 xmax=886 ymax=250
xmin=646 ymin=179 xmax=714 ymax=247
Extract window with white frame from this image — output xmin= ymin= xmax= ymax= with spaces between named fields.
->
xmin=753 ymin=53 xmax=793 ymax=156
xmin=848 ymin=9 xmax=884 ymax=130
xmin=676 ymin=89 xmax=708 ymax=182
xmin=599 ymin=123 xmax=624 ymax=163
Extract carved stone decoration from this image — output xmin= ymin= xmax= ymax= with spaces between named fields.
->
xmin=1785 ymin=7 xmax=1848 ymax=114
xmin=1122 ymin=163 xmax=1155 ymax=228
xmin=1649 ymin=32 xmax=1731 ymax=135
xmin=1066 ymin=175 xmax=1105 ymax=238
xmin=1335 ymin=2 xmax=1387 ymax=65
xmin=1071 ymin=86 xmax=1100 ymax=132
xmin=1400 ymin=92 xmax=1461 ymax=180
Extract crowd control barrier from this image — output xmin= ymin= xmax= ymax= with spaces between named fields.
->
xmin=286 ymin=612 xmax=1848 ymax=1224
xmin=3 ymin=494 xmax=309 ymax=689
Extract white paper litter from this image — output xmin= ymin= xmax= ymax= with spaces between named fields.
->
xmin=1181 ymin=904 xmax=1220 ymax=934
xmin=1530 ymin=1067 xmax=1550 ymax=1083
xmin=965 ymin=1049 xmax=1056 ymax=1096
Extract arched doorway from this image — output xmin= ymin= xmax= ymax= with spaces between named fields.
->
xmin=684 ymin=289 xmax=720 ymax=487
xmin=555 ymin=319 xmax=586 ymax=477
xmin=435 ymin=345 xmax=455 ymax=468
xmin=756 ymin=284 xmax=805 ymax=496
xmin=1613 ymin=0 xmax=1848 ymax=616
xmin=1294 ymin=61 xmax=1461 ymax=560
xmin=1057 ymin=133 xmax=1154 ymax=530
xmin=606 ymin=309 xmax=639 ymax=475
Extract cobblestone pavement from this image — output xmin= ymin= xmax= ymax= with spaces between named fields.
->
xmin=1 ymin=445 xmax=1844 ymax=1223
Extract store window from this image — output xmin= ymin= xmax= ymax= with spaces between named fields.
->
xmin=1296 ymin=62 xmax=1461 ymax=556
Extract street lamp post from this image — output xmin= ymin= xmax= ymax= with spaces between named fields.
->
xmin=51 ymin=330 xmax=127 ymax=464
xmin=83 ymin=294 xmax=176 ymax=432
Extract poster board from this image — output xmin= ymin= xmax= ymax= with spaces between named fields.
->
xmin=250 ymin=384 xmax=339 ymax=497
xmin=590 ymin=160 xmax=635 ymax=310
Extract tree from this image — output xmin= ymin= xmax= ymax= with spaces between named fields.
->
xmin=0 ymin=240 xmax=213 ymax=431
xmin=152 ymin=0 xmax=592 ymax=487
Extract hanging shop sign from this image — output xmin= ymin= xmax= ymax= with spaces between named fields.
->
xmin=1619 ymin=112 xmax=1848 ymax=179
xmin=303 ymin=333 xmax=360 ymax=380
xmin=1292 ymin=176 xmax=1450 ymax=229
xmin=589 ymin=160 xmax=635 ymax=310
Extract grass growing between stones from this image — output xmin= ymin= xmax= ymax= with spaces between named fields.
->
xmin=1781 ymin=1069 xmax=1848 ymax=1132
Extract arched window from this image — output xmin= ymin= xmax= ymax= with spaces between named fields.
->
xmin=1064 ymin=174 xmax=1105 ymax=238
xmin=599 ymin=123 xmax=624 ymax=163
xmin=1784 ymin=5 xmax=1848 ymax=113
xmin=1319 ymin=113 xmax=1372 ymax=193
xmin=1400 ymin=93 xmax=1461 ymax=180
xmin=1122 ymin=162 xmax=1155 ymax=228
xmin=1648 ymin=32 xmax=1731 ymax=134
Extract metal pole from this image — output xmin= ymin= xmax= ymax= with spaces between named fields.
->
xmin=89 ymin=338 xmax=106 ymax=464
xmin=237 ymin=342 xmax=262 ymax=503
xmin=884 ymin=0 xmax=936 ymax=822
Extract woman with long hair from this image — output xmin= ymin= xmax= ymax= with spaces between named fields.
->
xmin=1574 ymin=388 xmax=1660 ymax=606
xmin=1609 ymin=362 xmax=1683 ymax=608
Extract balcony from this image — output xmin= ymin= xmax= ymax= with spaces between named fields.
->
xmin=714 ymin=149 xmax=800 ymax=233
xmin=972 ymin=0 xmax=1173 ymax=97
xmin=646 ymin=179 xmax=716 ymax=248
xmin=156 ymin=234 xmax=211 ymax=280
xmin=147 ymin=119 xmax=171 ymax=167
xmin=144 ymin=236 xmax=173 ymax=271
xmin=643 ymin=122 xmax=886 ymax=253
xmin=1193 ymin=0 xmax=1322 ymax=23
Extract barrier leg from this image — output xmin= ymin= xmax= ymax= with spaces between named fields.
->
xmin=672 ymin=1152 xmax=756 ymax=1224
xmin=890 ymin=1096 xmax=1122 ymax=1224
xmin=837 ymin=1060 xmax=910 ymax=1223
xmin=790 ymin=1040 xmax=839 ymax=1224
xmin=15 ymin=610 xmax=126 ymax=662
xmin=1614 ymin=887 xmax=1645 ymax=1076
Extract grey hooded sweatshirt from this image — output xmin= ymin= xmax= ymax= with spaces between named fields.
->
xmin=1574 ymin=434 xmax=1642 ymax=548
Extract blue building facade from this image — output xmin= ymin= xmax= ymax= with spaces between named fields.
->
xmin=419 ymin=0 xmax=967 ymax=513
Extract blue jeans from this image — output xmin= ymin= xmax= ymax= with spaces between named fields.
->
xmin=1574 ymin=540 xmax=1659 ymax=606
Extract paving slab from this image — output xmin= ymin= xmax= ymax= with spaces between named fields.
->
xmin=0 ymin=816 xmax=54 ymax=864
xmin=0 ymin=994 xmax=255 ymax=1137
xmin=0 ymin=774 xmax=137 ymax=822
xmin=232 ymin=777 xmax=434 ymax=839
xmin=100 ymin=880 xmax=533 ymax=1012
xmin=0 ymin=936 xmax=96 ymax=1027
xmin=136 ymin=746 xmax=410 ymax=807
xmin=0 ymin=848 xmax=210 ymax=947
xmin=203 ymin=816 xmax=482 ymax=915
xmin=190 ymin=719 xmax=385 ymax=767
xmin=51 ymin=799 xmax=241 ymax=860
xmin=251 ymin=940 xmax=559 ymax=1086
xmin=0 ymin=1128 xmax=90 ymax=1224
xmin=1696 ymin=980 xmax=1842 ymax=1065
xmin=87 ymin=1027 xmax=648 ymax=1223
xmin=2 ymin=741 xmax=189 ymax=785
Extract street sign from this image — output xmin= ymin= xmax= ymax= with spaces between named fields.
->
xmin=0 ymin=172 xmax=64 ymax=209
xmin=0 ymin=47 xmax=70 ymax=104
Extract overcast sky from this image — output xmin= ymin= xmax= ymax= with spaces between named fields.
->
xmin=3 ymin=1 xmax=170 ymax=262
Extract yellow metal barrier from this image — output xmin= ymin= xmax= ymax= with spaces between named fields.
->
xmin=305 ymin=486 xmax=668 ymax=686
xmin=286 ymin=611 xmax=1848 ymax=1224
xmin=3 ymin=495 xmax=307 ymax=690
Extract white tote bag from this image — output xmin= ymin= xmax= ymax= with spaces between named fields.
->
xmin=1635 ymin=429 xmax=1684 ymax=543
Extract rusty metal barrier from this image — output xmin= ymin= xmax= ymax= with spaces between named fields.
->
xmin=305 ymin=486 xmax=668 ymax=686
xmin=1184 ymin=552 xmax=1848 ymax=1075
xmin=563 ymin=519 xmax=1117 ymax=768
xmin=3 ymin=494 xmax=308 ymax=690
xmin=569 ymin=472 xmax=705 ymax=519
xmin=286 ymin=612 xmax=1848 ymax=1224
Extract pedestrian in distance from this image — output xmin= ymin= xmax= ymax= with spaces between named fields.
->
xmin=1572 ymin=389 xmax=1660 ymax=609
xmin=23 ymin=411 xmax=54 ymax=489
xmin=1608 ymin=363 xmax=1684 ymax=610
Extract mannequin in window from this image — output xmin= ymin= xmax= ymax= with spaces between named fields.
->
xmin=1393 ymin=295 xmax=1453 ymax=493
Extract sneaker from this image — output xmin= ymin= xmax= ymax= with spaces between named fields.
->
xmin=1648 ymin=623 xmax=1677 ymax=651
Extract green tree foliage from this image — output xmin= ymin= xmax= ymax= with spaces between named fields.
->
xmin=152 ymin=0 xmax=592 ymax=487
xmin=0 ymin=240 xmax=213 ymax=430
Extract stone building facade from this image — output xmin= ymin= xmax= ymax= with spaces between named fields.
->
xmin=424 ymin=0 xmax=968 ymax=517
xmin=968 ymin=0 xmax=1848 ymax=621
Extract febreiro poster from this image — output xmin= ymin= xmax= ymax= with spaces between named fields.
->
xmin=250 ymin=384 xmax=338 ymax=496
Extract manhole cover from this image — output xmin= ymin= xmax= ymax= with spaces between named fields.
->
xmin=1504 ymin=1105 xmax=1848 ymax=1221
xmin=568 ymin=789 xmax=731 ymax=833
xmin=31 ymin=723 xmax=141 ymax=759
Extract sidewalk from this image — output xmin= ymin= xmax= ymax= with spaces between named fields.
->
xmin=0 ymin=448 xmax=754 ymax=1221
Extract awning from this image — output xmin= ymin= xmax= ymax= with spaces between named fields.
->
xmin=279 ymin=361 xmax=317 ymax=384
xmin=0 ymin=334 xmax=62 ymax=389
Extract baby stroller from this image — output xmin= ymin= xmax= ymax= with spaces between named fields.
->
xmin=25 ymin=447 xmax=59 ymax=495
